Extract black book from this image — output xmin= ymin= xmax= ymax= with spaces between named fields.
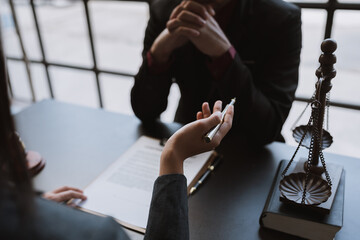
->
xmin=259 ymin=160 xmax=344 ymax=240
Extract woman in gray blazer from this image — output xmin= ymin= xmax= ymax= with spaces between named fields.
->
xmin=0 ymin=29 xmax=234 ymax=239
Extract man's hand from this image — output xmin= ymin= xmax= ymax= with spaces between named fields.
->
xmin=167 ymin=1 xmax=231 ymax=58
xmin=43 ymin=186 xmax=87 ymax=203
xmin=150 ymin=1 xmax=212 ymax=64
xmin=188 ymin=9 xmax=231 ymax=58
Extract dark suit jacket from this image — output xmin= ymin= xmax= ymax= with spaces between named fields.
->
xmin=131 ymin=0 xmax=302 ymax=145
xmin=0 ymin=174 xmax=189 ymax=240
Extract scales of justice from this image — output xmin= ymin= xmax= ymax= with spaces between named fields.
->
xmin=279 ymin=38 xmax=344 ymax=213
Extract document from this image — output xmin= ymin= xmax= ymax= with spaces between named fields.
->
xmin=75 ymin=136 xmax=215 ymax=233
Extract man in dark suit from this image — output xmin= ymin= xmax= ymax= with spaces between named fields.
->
xmin=131 ymin=0 xmax=302 ymax=145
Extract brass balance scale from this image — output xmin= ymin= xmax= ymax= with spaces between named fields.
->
xmin=279 ymin=39 xmax=343 ymax=212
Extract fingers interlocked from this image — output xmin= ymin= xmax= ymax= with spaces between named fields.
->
xmin=167 ymin=1 xmax=215 ymax=37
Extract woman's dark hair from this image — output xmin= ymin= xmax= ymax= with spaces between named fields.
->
xmin=0 ymin=22 xmax=33 ymax=212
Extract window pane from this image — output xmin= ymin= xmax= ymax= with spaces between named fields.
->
xmin=100 ymin=73 xmax=134 ymax=115
xmin=295 ymin=9 xmax=327 ymax=99
xmin=13 ymin=0 xmax=43 ymax=60
xmin=7 ymin=61 xmax=32 ymax=100
xmin=36 ymin=1 xmax=92 ymax=67
xmin=90 ymin=1 xmax=148 ymax=75
xmin=31 ymin=63 xmax=51 ymax=101
xmin=6 ymin=61 xmax=50 ymax=102
xmin=331 ymin=10 xmax=360 ymax=105
xmin=50 ymin=67 xmax=98 ymax=108
xmin=1 ymin=2 xmax=23 ymax=58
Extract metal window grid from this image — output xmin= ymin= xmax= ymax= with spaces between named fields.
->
xmin=4 ymin=0 xmax=360 ymax=111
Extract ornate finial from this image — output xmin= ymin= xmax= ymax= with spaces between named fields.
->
xmin=321 ymin=39 xmax=337 ymax=53
xmin=317 ymin=39 xmax=337 ymax=80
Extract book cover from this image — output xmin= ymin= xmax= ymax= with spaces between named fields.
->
xmin=260 ymin=160 xmax=344 ymax=240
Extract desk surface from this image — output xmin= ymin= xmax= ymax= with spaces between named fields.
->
xmin=15 ymin=100 xmax=360 ymax=240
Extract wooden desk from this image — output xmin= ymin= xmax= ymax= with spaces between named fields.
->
xmin=15 ymin=100 xmax=360 ymax=240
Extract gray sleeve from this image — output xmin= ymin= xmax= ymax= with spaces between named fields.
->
xmin=144 ymin=174 xmax=189 ymax=240
xmin=32 ymin=197 xmax=130 ymax=240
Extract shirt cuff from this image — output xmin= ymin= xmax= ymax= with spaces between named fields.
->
xmin=206 ymin=45 xmax=236 ymax=81
xmin=147 ymin=51 xmax=172 ymax=75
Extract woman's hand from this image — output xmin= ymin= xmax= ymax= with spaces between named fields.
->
xmin=42 ymin=186 xmax=87 ymax=203
xmin=160 ymin=100 xmax=234 ymax=175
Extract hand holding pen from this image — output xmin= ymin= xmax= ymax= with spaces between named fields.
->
xmin=197 ymin=98 xmax=236 ymax=143
xmin=160 ymin=100 xmax=234 ymax=175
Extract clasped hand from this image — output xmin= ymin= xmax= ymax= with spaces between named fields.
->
xmin=151 ymin=0 xmax=231 ymax=63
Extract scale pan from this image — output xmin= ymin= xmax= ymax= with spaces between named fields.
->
xmin=292 ymin=125 xmax=333 ymax=149
xmin=280 ymin=173 xmax=331 ymax=205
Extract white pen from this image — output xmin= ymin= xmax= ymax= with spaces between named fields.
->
xmin=204 ymin=98 xmax=236 ymax=143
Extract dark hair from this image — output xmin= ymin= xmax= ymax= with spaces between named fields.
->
xmin=0 ymin=21 xmax=33 ymax=213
